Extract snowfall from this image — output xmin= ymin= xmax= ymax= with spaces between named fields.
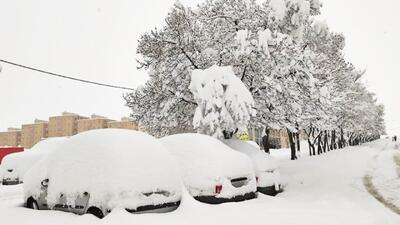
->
xmin=1 ymin=139 xmax=400 ymax=225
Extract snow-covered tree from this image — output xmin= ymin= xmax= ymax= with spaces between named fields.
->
xmin=190 ymin=65 xmax=255 ymax=139
xmin=125 ymin=0 xmax=385 ymax=160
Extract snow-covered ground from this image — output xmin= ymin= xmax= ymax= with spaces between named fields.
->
xmin=364 ymin=141 xmax=400 ymax=214
xmin=1 ymin=139 xmax=399 ymax=225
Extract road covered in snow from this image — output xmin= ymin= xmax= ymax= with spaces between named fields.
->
xmin=1 ymin=139 xmax=399 ymax=225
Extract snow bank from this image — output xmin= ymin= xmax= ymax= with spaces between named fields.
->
xmin=224 ymin=139 xmax=280 ymax=188
xmin=367 ymin=149 xmax=400 ymax=210
xmin=159 ymin=133 xmax=256 ymax=198
xmin=24 ymin=129 xmax=181 ymax=210
xmin=0 ymin=138 xmax=68 ymax=182
xmin=190 ymin=65 xmax=255 ymax=138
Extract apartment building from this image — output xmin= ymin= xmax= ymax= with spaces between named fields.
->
xmin=21 ymin=119 xmax=48 ymax=148
xmin=107 ymin=117 xmax=138 ymax=130
xmin=77 ymin=114 xmax=111 ymax=133
xmin=48 ymin=112 xmax=88 ymax=137
xmin=0 ymin=128 xmax=22 ymax=147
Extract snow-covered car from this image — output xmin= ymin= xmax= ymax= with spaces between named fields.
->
xmin=1 ymin=138 xmax=67 ymax=185
xmin=159 ymin=133 xmax=256 ymax=204
xmin=23 ymin=129 xmax=181 ymax=218
xmin=0 ymin=166 xmax=4 ymax=185
xmin=223 ymin=139 xmax=282 ymax=195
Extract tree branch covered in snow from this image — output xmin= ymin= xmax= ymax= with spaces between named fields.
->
xmin=125 ymin=0 xmax=385 ymax=152
xmin=189 ymin=65 xmax=255 ymax=139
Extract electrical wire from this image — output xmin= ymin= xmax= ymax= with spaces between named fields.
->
xmin=0 ymin=59 xmax=135 ymax=91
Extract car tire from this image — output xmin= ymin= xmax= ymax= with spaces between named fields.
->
xmin=86 ymin=206 xmax=104 ymax=219
xmin=27 ymin=197 xmax=39 ymax=210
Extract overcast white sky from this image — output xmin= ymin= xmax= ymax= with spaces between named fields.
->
xmin=0 ymin=0 xmax=399 ymax=134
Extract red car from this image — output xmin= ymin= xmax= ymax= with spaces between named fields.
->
xmin=0 ymin=147 xmax=24 ymax=163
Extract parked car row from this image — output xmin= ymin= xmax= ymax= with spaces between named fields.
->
xmin=1 ymin=129 xmax=282 ymax=219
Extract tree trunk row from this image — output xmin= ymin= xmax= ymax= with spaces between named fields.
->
xmin=260 ymin=126 xmax=380 ymax=160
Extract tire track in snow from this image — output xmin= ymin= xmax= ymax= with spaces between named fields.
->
xmin=393 ymin=154 xmax=400 ymax=177
xmin=363 ymin=175 xmax=400 ymax=215
xmin=363 ymin=147 xmax=400 ymax=215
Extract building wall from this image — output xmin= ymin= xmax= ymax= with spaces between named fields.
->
xmin=21 ymin=122 xmax=48 ymax=148
xmin=0 ymin=131 xmax=21 ymax=147
xmin=107 ymin=120 xmax=138 ymax=130
xmin=1 ymin=113 xmax=139 ymax=148
xmin=77 ymin=118 xmax=109 ymax=133
xmin=48 ymin=114 xmax=87 ymax=137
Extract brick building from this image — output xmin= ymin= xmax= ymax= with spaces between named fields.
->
xmin=48 ymin=112 xmax=88 ymax=137
xmin=21 ymin=119 xmax=48 ymax=148
xmin=107 ymin=117 xmax=138 ymax=130
xmin=0 ymin=112 xmax=138 ymax=148
xmin=77 ymin=114 xmax=111 ymax=133
xmin=0 ymin=128 xmax=22 ymax=147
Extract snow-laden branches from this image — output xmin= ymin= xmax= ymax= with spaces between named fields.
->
xmin=190 ymin=66 xmax=255 ymax=138
xmin=125 ymin=0 xmax=385 ymax=150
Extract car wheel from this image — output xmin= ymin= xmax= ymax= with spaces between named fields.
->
xmin=86 ymin=206 xmax=104 ymax=219
xmin=27 ymin=197 xmax=39 ymax=210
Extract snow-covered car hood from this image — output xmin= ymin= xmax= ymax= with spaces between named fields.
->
xmin=159 ymin=133 xmax=255 ymax=190
xmin=223 ymin=139 xmax=279 ymax=172
xmin=24 ymin=129 xmax=181 ymax=209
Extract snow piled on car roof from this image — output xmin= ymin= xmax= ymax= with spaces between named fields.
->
xmin=223 ymin=139 xmax=279 ymax=172
xmin=1 ymin=137 xmax=68 ymax=181
xmin=23 ymin=129 xmax=181 ymax=210
xmin=159 ymin=133 xmax=256 ymax=198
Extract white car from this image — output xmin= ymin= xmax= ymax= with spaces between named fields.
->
xmin=160 ymin=133 xmax=256 ymax=204
xmin=24 ymin=129 xmax=181 ymax=218
xmin=1 ymin=137 xmax=68 ymax=185
xmin=224 ymin=139 xmax=282 ymax=195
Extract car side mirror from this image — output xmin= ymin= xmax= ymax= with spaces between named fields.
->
xmin=41 ymin=179 xmax=49 ymax=188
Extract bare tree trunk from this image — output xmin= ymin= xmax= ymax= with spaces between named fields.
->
xmin=339 ymin=128 xmax=345 ymax=149
xmin=262 ymin=127 xmax=270 ymax=154
xmin=295 ymin=132 xmax=301 ymax=153
xmin=308 ymin=139 xmax=313 ymax=156
xmin=287 ymin=129 xmax=297 ymax=160
xmin=317 ymin=135 xmax=322 ymax=155
xmin=323 ymin=130 xmax=328 ymax=153
xmin=331 ymin=130 xmax=337 ymax=150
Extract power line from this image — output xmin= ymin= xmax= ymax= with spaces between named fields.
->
xmin=0 ymin=59 xmax=135 ymax=91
